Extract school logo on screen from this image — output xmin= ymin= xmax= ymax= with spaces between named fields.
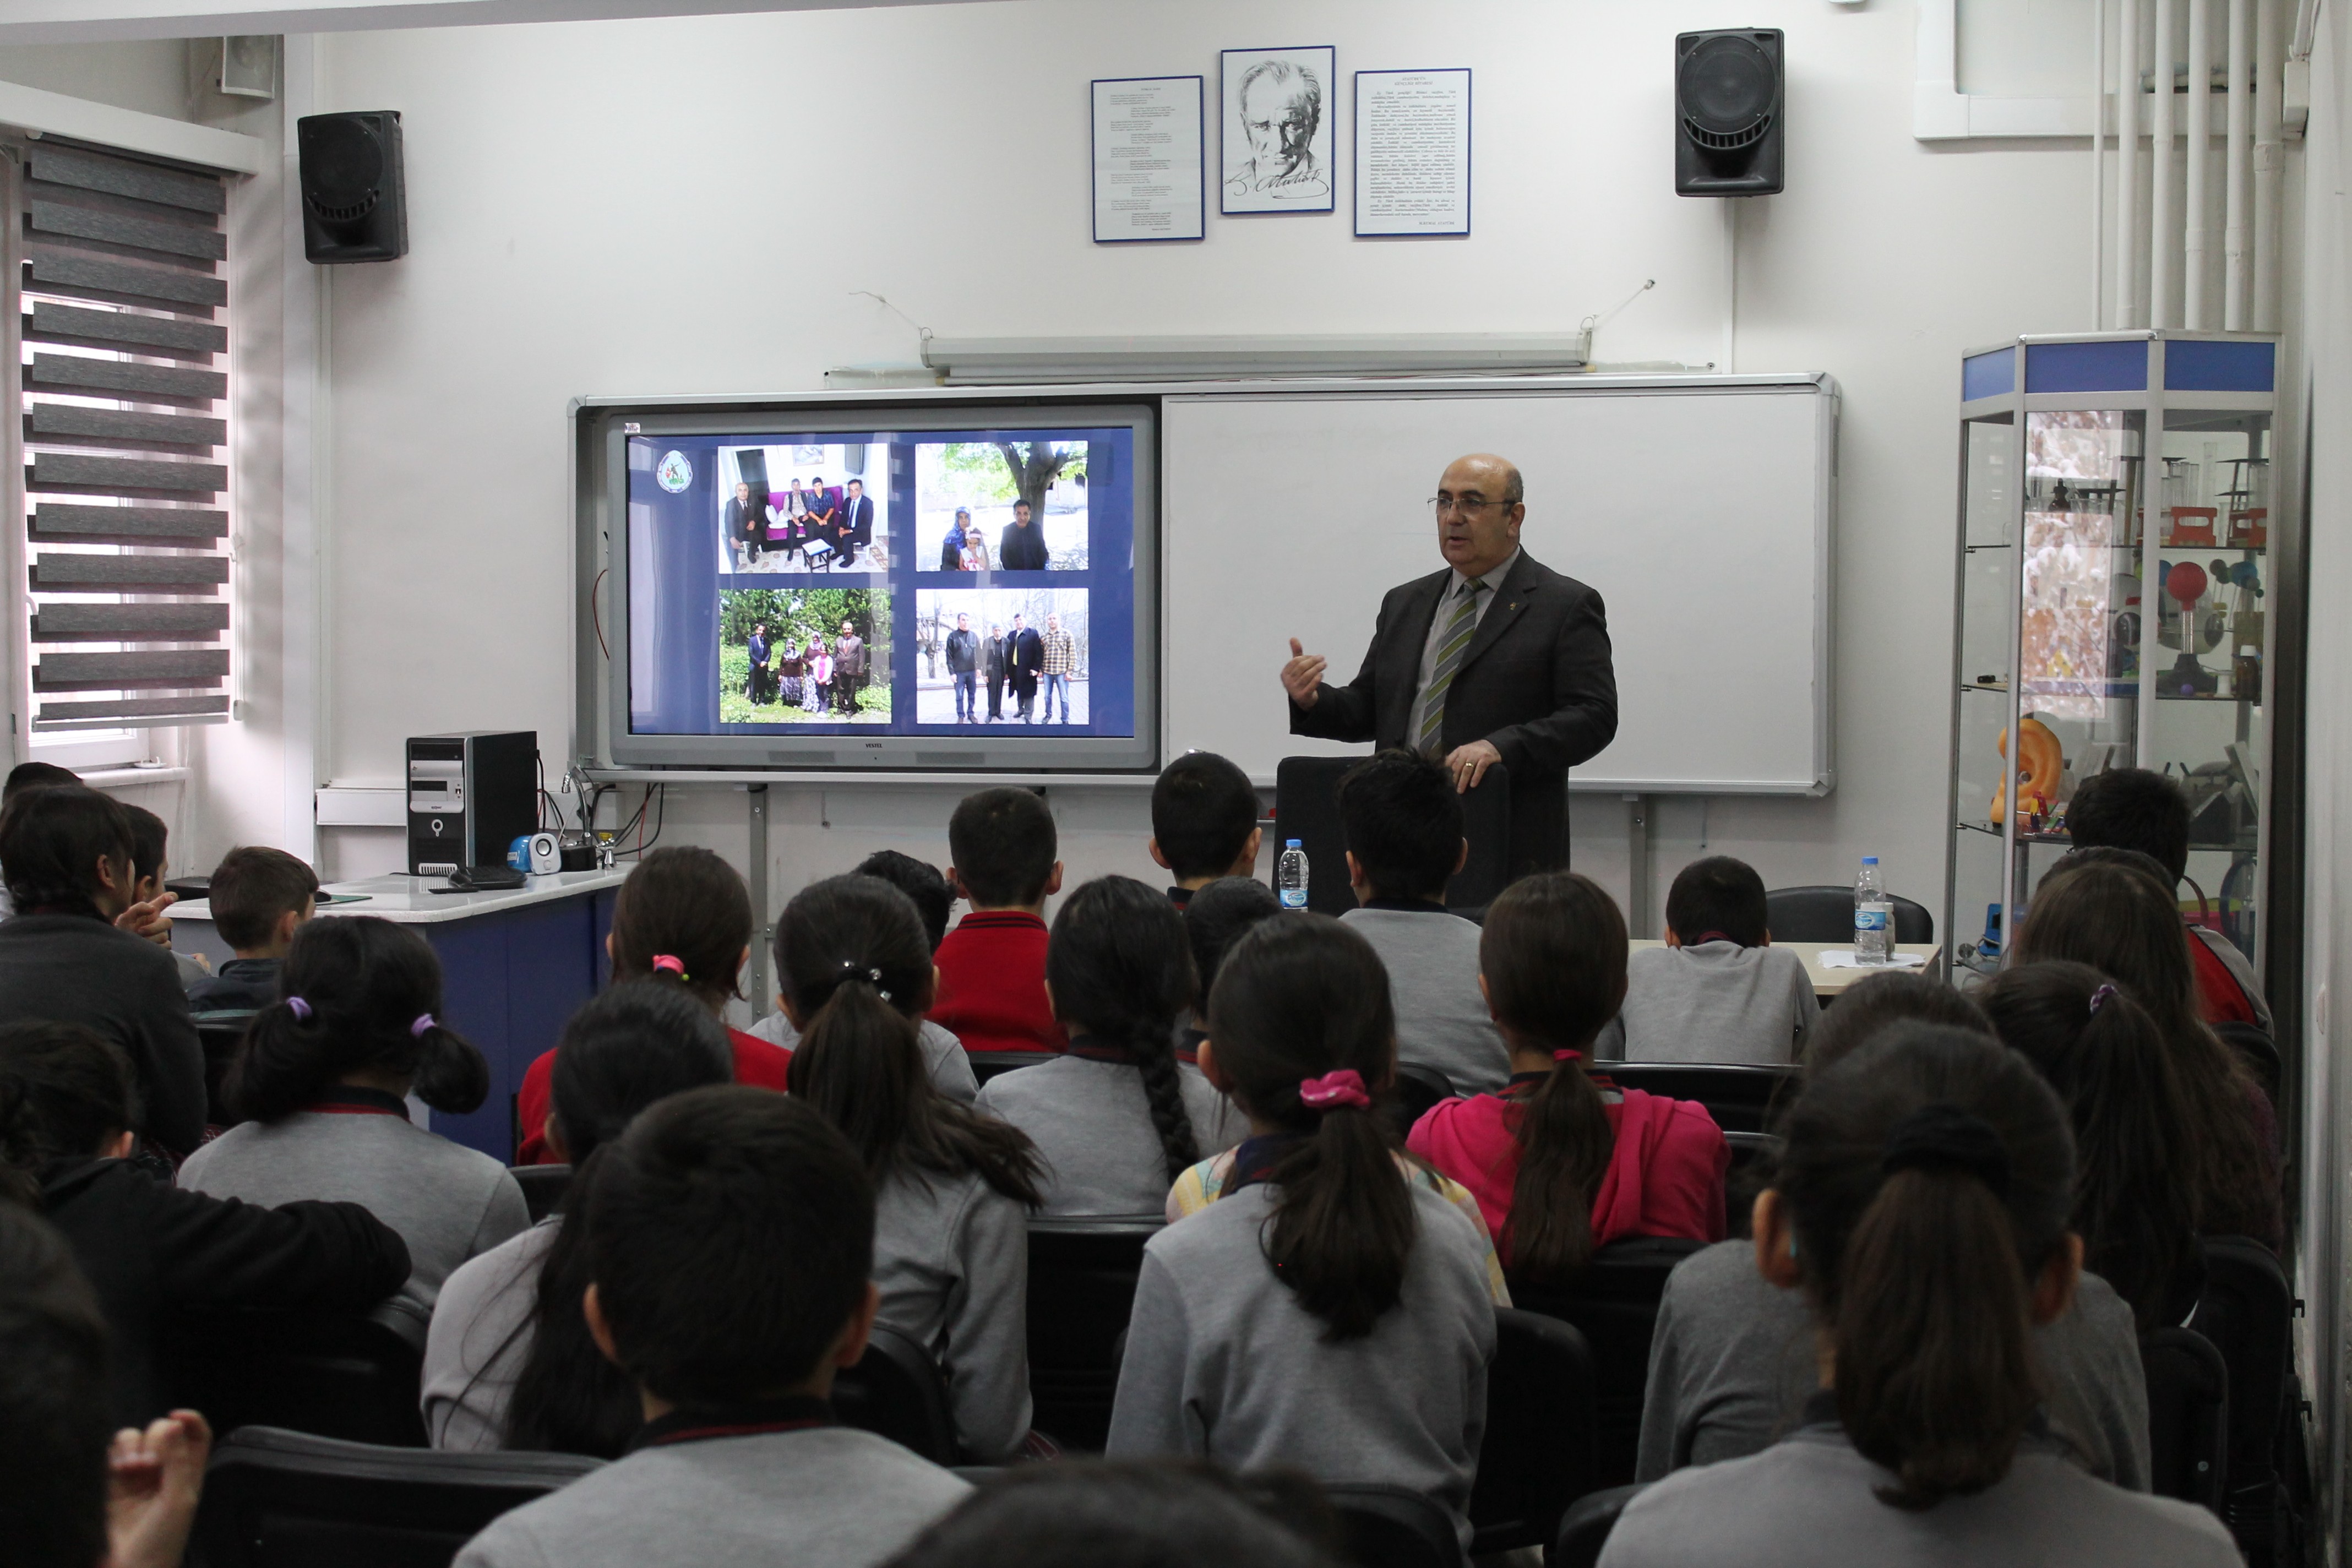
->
xmin=655 ymin=451 xmax=694 ymax=493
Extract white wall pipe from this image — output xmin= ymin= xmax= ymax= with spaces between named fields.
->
xmin=2253 ymin=0 xmax=2283 ymax=329
xmin=2224 ymin=0 xmax=2251 ymax=326
xmin=2117 ymin=0 xmax=2142 ymax=325
xmin=2185 ymin=0 xmax=2212 ymax=325
xmin=2093 ymin=0 xmax=2109 ymax=327
xmin=2152 ymin=0 xmax=2176 ymax=324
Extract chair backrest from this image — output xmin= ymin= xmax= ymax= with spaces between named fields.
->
xmin=1507 ymin=1238 xmax=1705 ymax=1488
xmin=1025 ymin=1215 xmax=1162 ymax=1452
xmin=192 ymin=1010 xmax=258 ymax=1126
xmin=193 ymin=1425 xmax=602 ymax=1568
xmin=832 ymin=1321 xmax=961 ymax=1465
xmin=2141 ymin=1325 xmax=2231 ymax=1512
xmin=2195 ymin=1235 xmax=2295 ymax=1551
xmin=967 ymin=1050 xmax=1063 ymax=1085
xmin=1272 ymin=755 xmax=1510 ymax=918
xmin=507 ymin=1163 xmax=573 ymax=1224
xmin=2212 ymin=1022 xmax=2283 ymax=1103
xmin=1551 ymin=1482 xmax=1648 ymax=1568
xmin=1721 ymin=1130 xmax=1782 ymax=1240
xmin=1322 ymin=1482 xmax=1468 ymax=1568
xmin=1763 ymin=884 xmax=1935 ymax=945
xmin=1467 ymin=1307 xmax=1598 ymax=1554
xmin=1388 ymin=1061 xmax=1457 ymax=1139
xmin=166 ymin=1302 xmax=429 ymax=1447
xmin=1600 ymin=1062 xmax=1798 ymax=1136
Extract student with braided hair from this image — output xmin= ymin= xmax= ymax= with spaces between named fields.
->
xmin=780 ymin=874 xmax=1046 ymax=1462
xmin=976 ymin=876 xmax=1244 ymax=1216
xmin=179 ymin=916 xmax=527 ymax=1324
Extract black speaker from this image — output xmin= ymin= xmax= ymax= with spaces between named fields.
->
xmin=298 ymin=111 xmax=408 ymax=263
xmin=1674 ymin=29 xmax=1784 ymax=197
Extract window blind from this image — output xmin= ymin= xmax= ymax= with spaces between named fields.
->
xmin=8 ymin=139 xmax=232 ymax=732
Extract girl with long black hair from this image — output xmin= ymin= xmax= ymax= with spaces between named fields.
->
xmin=975 ymin=876 xmax=1243 ymax=1215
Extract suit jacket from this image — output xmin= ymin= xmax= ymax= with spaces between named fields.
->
xmin=982 ymin=638 xmax=1006 ymax=680
xmin=1290 ymin=551 xmax=1617 ymax=876
xmin=1008 ymin=627 xmax=1045 ymax=677
xmin=840 ymin=494 xmax=875 ymax=545
xmin=836 ymin=636 xmax=867 ymax=678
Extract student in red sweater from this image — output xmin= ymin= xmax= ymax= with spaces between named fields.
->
xmin=930 ymin=788 xmax=1067 ymax=1055
xmin=1408 ymin=872 xmax=1727 ymax=1288
xmin=514 ymin=847 xmax=790 ymax=1163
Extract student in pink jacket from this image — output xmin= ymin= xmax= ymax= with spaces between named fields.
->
xmin=1408 ymin=872 xmax=1727 ymax=1287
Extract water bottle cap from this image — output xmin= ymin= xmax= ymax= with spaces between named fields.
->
xmin=1861 ymin=856 xmax=1879 ymax=865
xmin=1286 ymin=839 xmax=1302 ymax=849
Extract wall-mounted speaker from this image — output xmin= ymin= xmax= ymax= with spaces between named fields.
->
xmin=1674 ymin=29 xmax=1784 ymax=197
xmin=298 ymin=111 xmax=408 ymax=264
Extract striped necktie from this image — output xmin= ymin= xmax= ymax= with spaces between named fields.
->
xmin=1417 ymin=576 xmax=1488 ymax=752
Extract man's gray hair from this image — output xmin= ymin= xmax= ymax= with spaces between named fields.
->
xmin=1238 ymin=59 xmax=1323 ymax=133
xmin=1502 ymin=464 xmax=1525 ymax=507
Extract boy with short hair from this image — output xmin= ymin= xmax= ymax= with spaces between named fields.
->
xmin=1596 ymin=855 xmax=1817 ymax=1065
xmin=929 ymin=788 xmax=1065 ymax=1054
xmin=123 ymin=805 xmax=205 ymax=989
xmin=1333 ymin=750 xmax=1507 ymax=1095
xmin=186 ymin=847 xmax=320 ymax=1012
xmin=2064 ymin=766 xmax=2272 ymax=1029
xmin=455 ymin=1087 xmax=970 ymax=1568
xmin=1148 ymin=752 xmax=1262 ymax=906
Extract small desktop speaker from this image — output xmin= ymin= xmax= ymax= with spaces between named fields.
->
xmin=298 ymin=111 xmax=408 ymax=263
xmin=1674 ymin=29 xmax=1784 ymax=197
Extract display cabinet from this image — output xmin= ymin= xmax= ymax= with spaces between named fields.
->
xmin=1945 ymin=331 xmax=2277 ymax=977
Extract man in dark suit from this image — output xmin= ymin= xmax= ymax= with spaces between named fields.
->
xmin=982 ymin=622 xmax=1008 ymax=721
xmin=839 ymin=478 xmax=876 ymax=564
xmin=998 ymin=500 xmax=1049 ymax=570
xmin=724 ymin=482 xmax=764 ymax=566
xmin=833 ymin=619 xmax=866 ymax=717
xmin=1282 ymin=452 xmax=1617 ymax=876
xmin=1005 ymin=613 xmax=1046 ymax=722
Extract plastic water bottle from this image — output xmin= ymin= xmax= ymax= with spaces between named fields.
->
xmin=1277 ymin=839 xmax=1310 ymax=910
xmin=1854 ymin=856 xmax=1893 ymax=965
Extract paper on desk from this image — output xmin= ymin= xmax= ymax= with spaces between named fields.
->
xmin=1818 ymin=949 xmax=1928 ymax=970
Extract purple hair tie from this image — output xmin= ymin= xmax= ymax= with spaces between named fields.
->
xmin=2087 ymin=983 xmax=2118 ymax=1016
xmin=410 ymin=1013 xmax=437 ymax=1038
xmin=286 ymin=997 xmax=312 ymax=1021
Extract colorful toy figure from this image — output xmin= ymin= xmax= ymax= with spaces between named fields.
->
xmin=1990 ymin=717 xmax=2065 ymax=829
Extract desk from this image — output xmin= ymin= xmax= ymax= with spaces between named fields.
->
xmin=1627 ymin=940 xmax=1944 ymax=1000
xmin=172 ymin=871 xmax=629 ymax=1162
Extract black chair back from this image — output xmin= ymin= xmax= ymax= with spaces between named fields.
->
xmin=833 ymin=1322 xmax=961 ymax=1464
xmin=167 ymin=1303 xmax=428 ymax=1447
xmin=1322 ymin=1482 xmax=1468 ymax=1568
xmin=507 ymin=1164 xmax=572 ymax=1223
xmin=1272 ymin=756 xmax=1510 ymax=917
xmin=1552 ymin=1482 xmax=1648 ymax=1568
xmin=1722 ymin=1130 xmax=1782 ymax=1240
xmin=192 ymin=1425 xmax=602 ymax=1568
xmin=1467 ymin=1308 xmax=1597 ymax=1554
xmin=1388 ymin=1062 xmax=1457 ymax=1140
xmin=191 ymin=1010 xmax=258 ymax=1126
xmin=2195 ymin=1236 xmax=2295 ymax=1558
xmin=2142 ymin=1325 xmax=2231 ymax=1512
xmin=1025 ymin=1215 xmax=1162 ymax=1451
xmin=1763 ymin=884 xmax=1935 ymax=945
xmin=1600 ymin=1062 xmax=1797 ymax=1136
xmin=1508 ymin=1238 xmax=1705 ymax=1487
xmin=968 ymin=1050 xmax=1062 ymax=1085
xmin=2213 ymin=1022 xmax=2283 ymax=1103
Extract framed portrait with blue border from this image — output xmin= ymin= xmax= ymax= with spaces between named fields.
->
xmin=1091 ymin=75 xmax=1206 ymax=243
xmin=1353 ymin=68 xmax=1472 ymax=237
xmin=1219 ymin=46 xmax=1337 ymax=215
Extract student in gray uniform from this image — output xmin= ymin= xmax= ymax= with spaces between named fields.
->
xmin=1332 ymin=750 xmax=1509 ymax=1095
xmin=423 ymin=982 xmax=734 ymax=1453
xmin=781 ymin=875 xmax=1044 ymax=1463
xmin=1636 ymin=973 xmax=2152 ymax=1491
xmin=750 ymin=851 xmax=979 ymax=1105
xmin=1177 ymin=876 xmax=1282 ymax=1063
xmin=180 ymin=917 xmax=530 ymax=1325
xmin=1602 ymin=1026 xmax=2236 ymax=1567
xmin=886 ymin=1460 xmax=1334 ymax=1568
xmin=1108 ymin=917 xmax=1496 ymax=1545
xmin=1593 ymin=856 xmax=1817 ymax=1065
xmin=454 ymin=1088 xmax=972 ymax=1568
xmin=976 ymin=876 xmax=1244 ymax=1216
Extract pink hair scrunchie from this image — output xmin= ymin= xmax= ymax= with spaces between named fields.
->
xmin=1297 ymin=1069 xmax=1371 ymax=1112
xmin=1552 ymin=1049 xmax=1583 ymax=1063
xmin=650 ymin=954 xmax=689 ymax=981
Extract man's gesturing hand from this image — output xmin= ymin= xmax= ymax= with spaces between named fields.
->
xmin=1281 ymin=638 xmax=1326 ymax=711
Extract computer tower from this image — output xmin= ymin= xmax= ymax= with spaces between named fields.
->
xmin=406 ymin=731 xmax=537 ymax=876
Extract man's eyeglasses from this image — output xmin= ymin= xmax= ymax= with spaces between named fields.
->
xmin=1428 ymin=496 xmax=1509 ymax=518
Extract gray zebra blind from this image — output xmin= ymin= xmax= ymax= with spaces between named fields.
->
xmin=13 ymin=141 xmax=231 ymax=731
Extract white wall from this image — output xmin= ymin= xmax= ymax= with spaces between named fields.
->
xmin=292 ymin=0 xmax=2116 ymax=936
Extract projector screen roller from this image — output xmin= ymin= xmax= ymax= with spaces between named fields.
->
xmin=597 ymin=401 xmax=1159 ymax=772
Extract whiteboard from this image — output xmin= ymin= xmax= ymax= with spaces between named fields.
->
xmin=1161 ymin=379 xmax=1836 ymax=793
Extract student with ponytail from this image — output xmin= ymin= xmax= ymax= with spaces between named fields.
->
xmin=975 ymin=876 xmax=1244 ymax=1215
xmin=1107 ymin=916 xmax=1498 ymax=1543
xmin=180 ymin=917 xmax=527 ymax=1322
xmin=1979 ymin=961 xmax=2206 ymax=1330
xmin=1408 ymin=873 xmax=1726 ymax=1287
xmin=780 ymin=873 xmax=1045 ymax=1462
xmin=422 ymin=982 xmax=734 ymax=1453
xmin=1602 ymin=1025 xmax=2235 ymax=1567
xmin=513 ymin=846 xmax=791 ymax=1164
